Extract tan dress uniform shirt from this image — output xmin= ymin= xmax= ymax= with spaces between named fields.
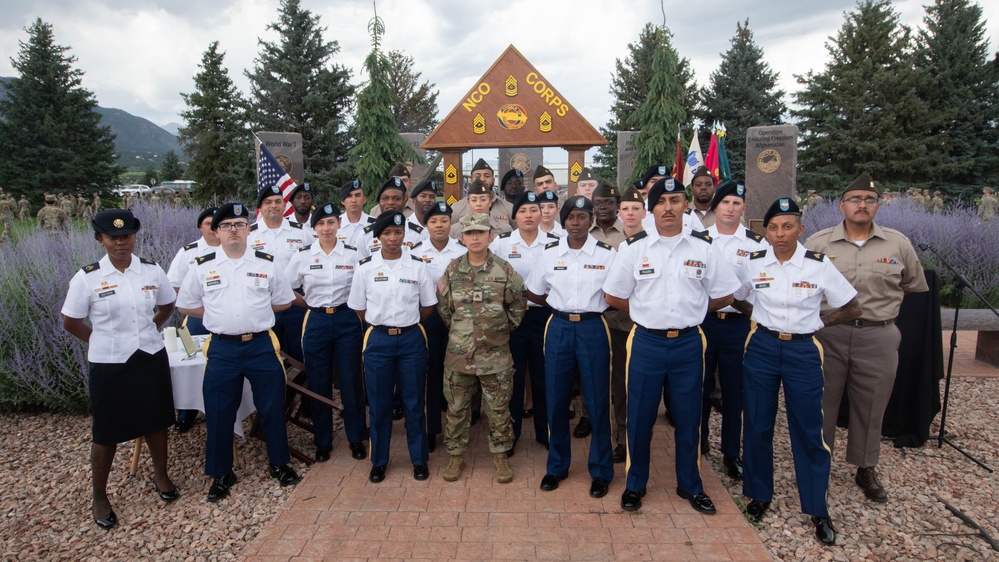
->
xmin=449 ymin=197 xmax=514 ymax=238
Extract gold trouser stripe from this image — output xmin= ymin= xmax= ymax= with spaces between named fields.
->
xmin=267 ymin=330 xmax=288 ymax=382
xmin=543 ymin=314 xmax=554 ymax=444
xmin=601 ymin=316 xmax=615 ymax=447
xmin=695 ymin=327 xmax=707 ymax=474
xmin=300 ymin=310 xmax=311 ymax=357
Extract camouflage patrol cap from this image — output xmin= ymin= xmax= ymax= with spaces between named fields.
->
xmin=459 ymin=212 xmax=491 ymax=233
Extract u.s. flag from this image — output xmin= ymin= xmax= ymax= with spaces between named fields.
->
xmin=256 ymin=140 xmax=296 ymax=217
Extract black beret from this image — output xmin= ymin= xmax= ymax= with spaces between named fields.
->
xmin=211 ymin=202 xmax=250 ymax=229
xmin=196 ymin=206 xmax=218 ymax=227
xmin=632 ymin=179 xmax=644 ymax=191
xmin=501 ymin=168 xmax=524 ymax=187
xmin=592 ymin=180 xmax=620 ymax=200
xmin=647 ymin=177 xmax=686 ymax=211
xmin=512 ymin=190 xmax=541 ymax=216
xmin=376 ymin=177 xmax=407 ymax=201
xmin=709 ymin=181 xmax=745 ymax=211
xmin=533 ymin=165 xmax=554 ymax=181
xmin=843 ymin=172 xmax=878 ymax=196
xmin=371 ymin=210 xmax=406 ymax=238
xmin=289 ymin=182 xmax=313 ymax=199
xmin=423 ymin=201 xmax=452 ymax=224
xmin=466 ymin=179 xmax=491 ymax=196
xmin=577 ymin=168 xmax=598 ymax=183
xmin=339 ymin=179 xmax=362 ymax=201
xmin=310 ymin=202 xmax=342 ymax=228
xmin=93 ymin=209 xmax=140 ymax=236
xmin=560 ymin=195 xmax=594 ymax=225
xmin=257 ymin=184 xmax=283 ymax=207
xmin=763 ymin=197 xmax=801 ymax=227
xmin=621 ymin=186 xmax=644 ymax=204
xmin=410 ymin=179 xmax=436 ymax=198
xmin=537 ymin=190 xmax=559 ymax=204
xmin=690 ymin=167 xmax=715 ymax=184
xmin=640 ymin=164 xmax=670 ymax=188
xmin=388 ymin=163 xmax=410 ymax=178
xmin=471 ymin=158 xmax=492 ymax=172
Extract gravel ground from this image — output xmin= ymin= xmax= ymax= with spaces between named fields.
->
xmin=2 ymin=378 xmax=997 ymax=561
xmin=705 ymin=376 xmax=999 ymax=561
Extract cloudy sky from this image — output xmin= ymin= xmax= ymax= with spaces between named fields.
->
xmin=2 ymin=0 xmax=997 ymax=141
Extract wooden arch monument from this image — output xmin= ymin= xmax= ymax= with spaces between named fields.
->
xmin=422 ymin=45 xmax=607 ymax=204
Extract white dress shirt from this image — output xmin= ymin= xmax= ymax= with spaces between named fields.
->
xmin=733 ymin=242 xmax=857 ymax=334
xmin=338 ymin=212 xmax=375 ymax=248
xmin=642 ymin=209 xmax=705 ymax=233
xmin=707 ymin=225 xmax=769 ymax=313
xmin=248 ymin=217 xmax=315 ymax=271
xmin=166 ymin=237 xmax=218 ymax=289
xmin=347 ymin=248 xmax=437 ymax=327
xmin=489 ymin=229 xmax=559 ymax=307
xmin=176 ymin=247 xmax=295 ymax=335
xmin=284 ymin=240 xmax=360 ymax=308
xmin=603 ymin=228 xmax=741 ymax=330
xmin=411 ymin=238 xmax=467 ymax=284
xmin=526 ymin=235 xmax=617 ymax=313
xmin=62 ymin=254 xmax=175 ymax=363
xmin=357 ymin=220 xmax=427 ymax=258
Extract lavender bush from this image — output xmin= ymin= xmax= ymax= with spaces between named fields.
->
xmin=0 ymin=201 xmax=200 ymax=412
xmin=804 ymin=199 xmax=999 ymax=308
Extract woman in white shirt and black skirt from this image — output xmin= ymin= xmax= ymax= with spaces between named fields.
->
xmin=62 ymin=209 xmax=179 ymax=530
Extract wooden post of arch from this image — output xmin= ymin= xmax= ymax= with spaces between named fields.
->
xmin=565 ymin=146 xmax=588 ymax=197
xmin=442 ymin=150 xmax=465 ymax=205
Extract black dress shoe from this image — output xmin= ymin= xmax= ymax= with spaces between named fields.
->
xmin=723 ymin=456 xmax=743 ymax=479
xmin=746 ymin=499 xmax=770 ymax=522
xmin=540 ymin=473 xmax=564 ymax=491
xmin=612 ymin=444 xmax=626 ymax=463
xmin=369 ymin=465 xmax=386 ymax=483
xmin=589 ymin=478 xmax=609 ymax=498
xmin=523 ymin=408 xmax=533 ymax=419
xmin=315 ymin=446 xmax=331 ymax=462
xmin=392 ymin=406 xmax=404 ymax=420
xmin=207 ymin=471 xmax=237 ymax=502
xmin=573 ymin=417 xmax=592 ymax=438
xmin=94 ymin=509 xmax=118 ymax=529
xmin=349 ymin=441 xmax=367 ymax=460
xmin=811 ymin=516 xmax=836 ymax=546
xmin=677 ymin=488 xmax=716 ymax=514
xmin=427 ymin=434 xmax=436 ymax=453
xmin=413 ymin=464 xmax=429 ymax=481
xmin=269 ymin=464 xmax=301 ymax=486
xmin=154 ymin=483 xmax=180 ymax=503
xmin=173 ymin=417 xmax=194 ymax=433
xmin=536 ymin=438 xmax=550 ymax=450
xmin=621 ymin=488 xmax=646 ymax=511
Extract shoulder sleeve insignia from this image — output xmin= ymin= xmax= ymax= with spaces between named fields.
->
xmin=183 ymin=242 xmax=198 ymax=251
xmin=805 ymin=251 xmax=826 ymax=262
xmin=289 ymin=221 xmax=303 ymax=230
xmin=249 ymin=223 xmax=259 ymax=232
xmin=596 ymin=241 xmax=613 ymax=250
xmin=499 ymin=232 xmax=512 ymax=239
xmin=255 ymin=250 xmax=274 ymax=262
xmin=690 ymin=229 xmax=712 ymax=243
xmin=745 ymin=228 xmax=763 ymax=242
xmin=139 ymin=257 xmax=157 ymax=265
xmin=363 ymin=225 xmax=374 ymax=234
xmin=749 ymin=250 xmax=767 ymax=260
xmin=626 ymin=231 xmax=648 ymax=245
xmin=343 ymin=244 xmax=357 ymax=251
xmin=546 ymin=232 xmax=560 ymax=239
xmin=408 ymin=222 xmax=424 ymax=233
xmin=366 ymin=216 xmax=377 ymax=223
xmin=545 ymin=241 xmax=560 ymax=250
xmin=81 ymin=262 xmax=100 ymax=273
xmin=412 ymin=254 xmax=425 ymax=262
xmin=358 ymin=256 xmax=373 ymax=265
xmin=195 ymin=252 xmax=216 ymax=265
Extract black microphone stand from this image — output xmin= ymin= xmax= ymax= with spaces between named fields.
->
xmin=919 ymin=243 xmax=995 ymax=472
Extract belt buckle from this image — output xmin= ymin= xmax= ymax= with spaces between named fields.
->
xmin=716 ymin=312 xmax=727 ymax=320
xmin=853 ymin=319 xmax=865 ymax=327
xmin=241 ymin=333 xmax=253 ymax=342
xmin=388 ymin=328 xmax=402 ymax=335
xmin=569 ymin=313 xmax=581 ymax=322
xmin=778 ymin=332 xmax=792 ymax=341
xmin=666 ymin=329 xmax=679 ymax=339
xmin=325 ymin=307 xmax=336 ymax=314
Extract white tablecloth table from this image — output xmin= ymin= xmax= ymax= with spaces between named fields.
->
xmin=169 ymin=349 xmax=255 ymax=437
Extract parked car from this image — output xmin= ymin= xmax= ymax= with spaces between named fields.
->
xmin=112 ymin=184 xmax=152 ymax=196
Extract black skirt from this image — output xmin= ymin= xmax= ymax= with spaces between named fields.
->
xmin=89 ymin=348 xmax=176 ymax=445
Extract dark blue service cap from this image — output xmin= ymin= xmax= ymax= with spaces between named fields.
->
xmin=211 ymin=202 xmax=249 ymax=229
xmin=423 ymin=201 xmax=452 ymax=224
xmin=93 ymin=209 xmax=140 ymax=236
xmin=311 ymin=202 xmax=342 ymax=228
xmin=559 ymin=195 xmax=594 ymax=225
xmin=763 ymin=197 xmax=801 ymax=227
xmin=647 ymin=177 xmax=686 ymax=211
xmin=372 ymin=210 xmax=406 ymax=238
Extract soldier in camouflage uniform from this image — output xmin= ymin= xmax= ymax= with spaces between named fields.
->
xmin=436 ymin=213 xmax=527 ymax=483
xmin=0 ymin=194 xmax=16 ymax=241
xmin=36 ymin=194 xmax=71 ymax=233
xmin=18 ymin=195 xmax=31 ymax=220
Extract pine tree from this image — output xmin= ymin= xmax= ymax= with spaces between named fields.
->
xmin=386 ymin=50 xmax=440 ymax=134
xmin=178 ymin=41 xmax=253 ymax=203
xmin=0 ymin=19 xmax=121 ymax=199
xmin=595 ymin=23 xmax=697 ymax=181
xmin=698 ymin=20 xmax=786 ymax=181
xmin=914 ymin=0 xmax=999 ymax=192
xmin=159 ymin=150 xmax=185 ymax=181
xmin=793 ymin=0 xmax=929 ymax=191
xmin=349 ymin=10 xmax=422 ymax=202
xmin=630 ymin=26 xmax=688 ymax=183
xmin=246 ymin=0 xmax=355 ymax=189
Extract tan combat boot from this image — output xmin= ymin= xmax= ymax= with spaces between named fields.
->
xmin=443 ymin=455 xmax=465 ymax=482
xmin=494 ymin=452 xmax=514 ymax=484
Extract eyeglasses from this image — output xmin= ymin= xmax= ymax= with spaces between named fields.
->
xmin=216 ymin=222 xmax=249 ymax=231
xmin=592 ymin=200 xmax=618 ymax=208
xmin=843 ymin=196 xmax=879 ymax=205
